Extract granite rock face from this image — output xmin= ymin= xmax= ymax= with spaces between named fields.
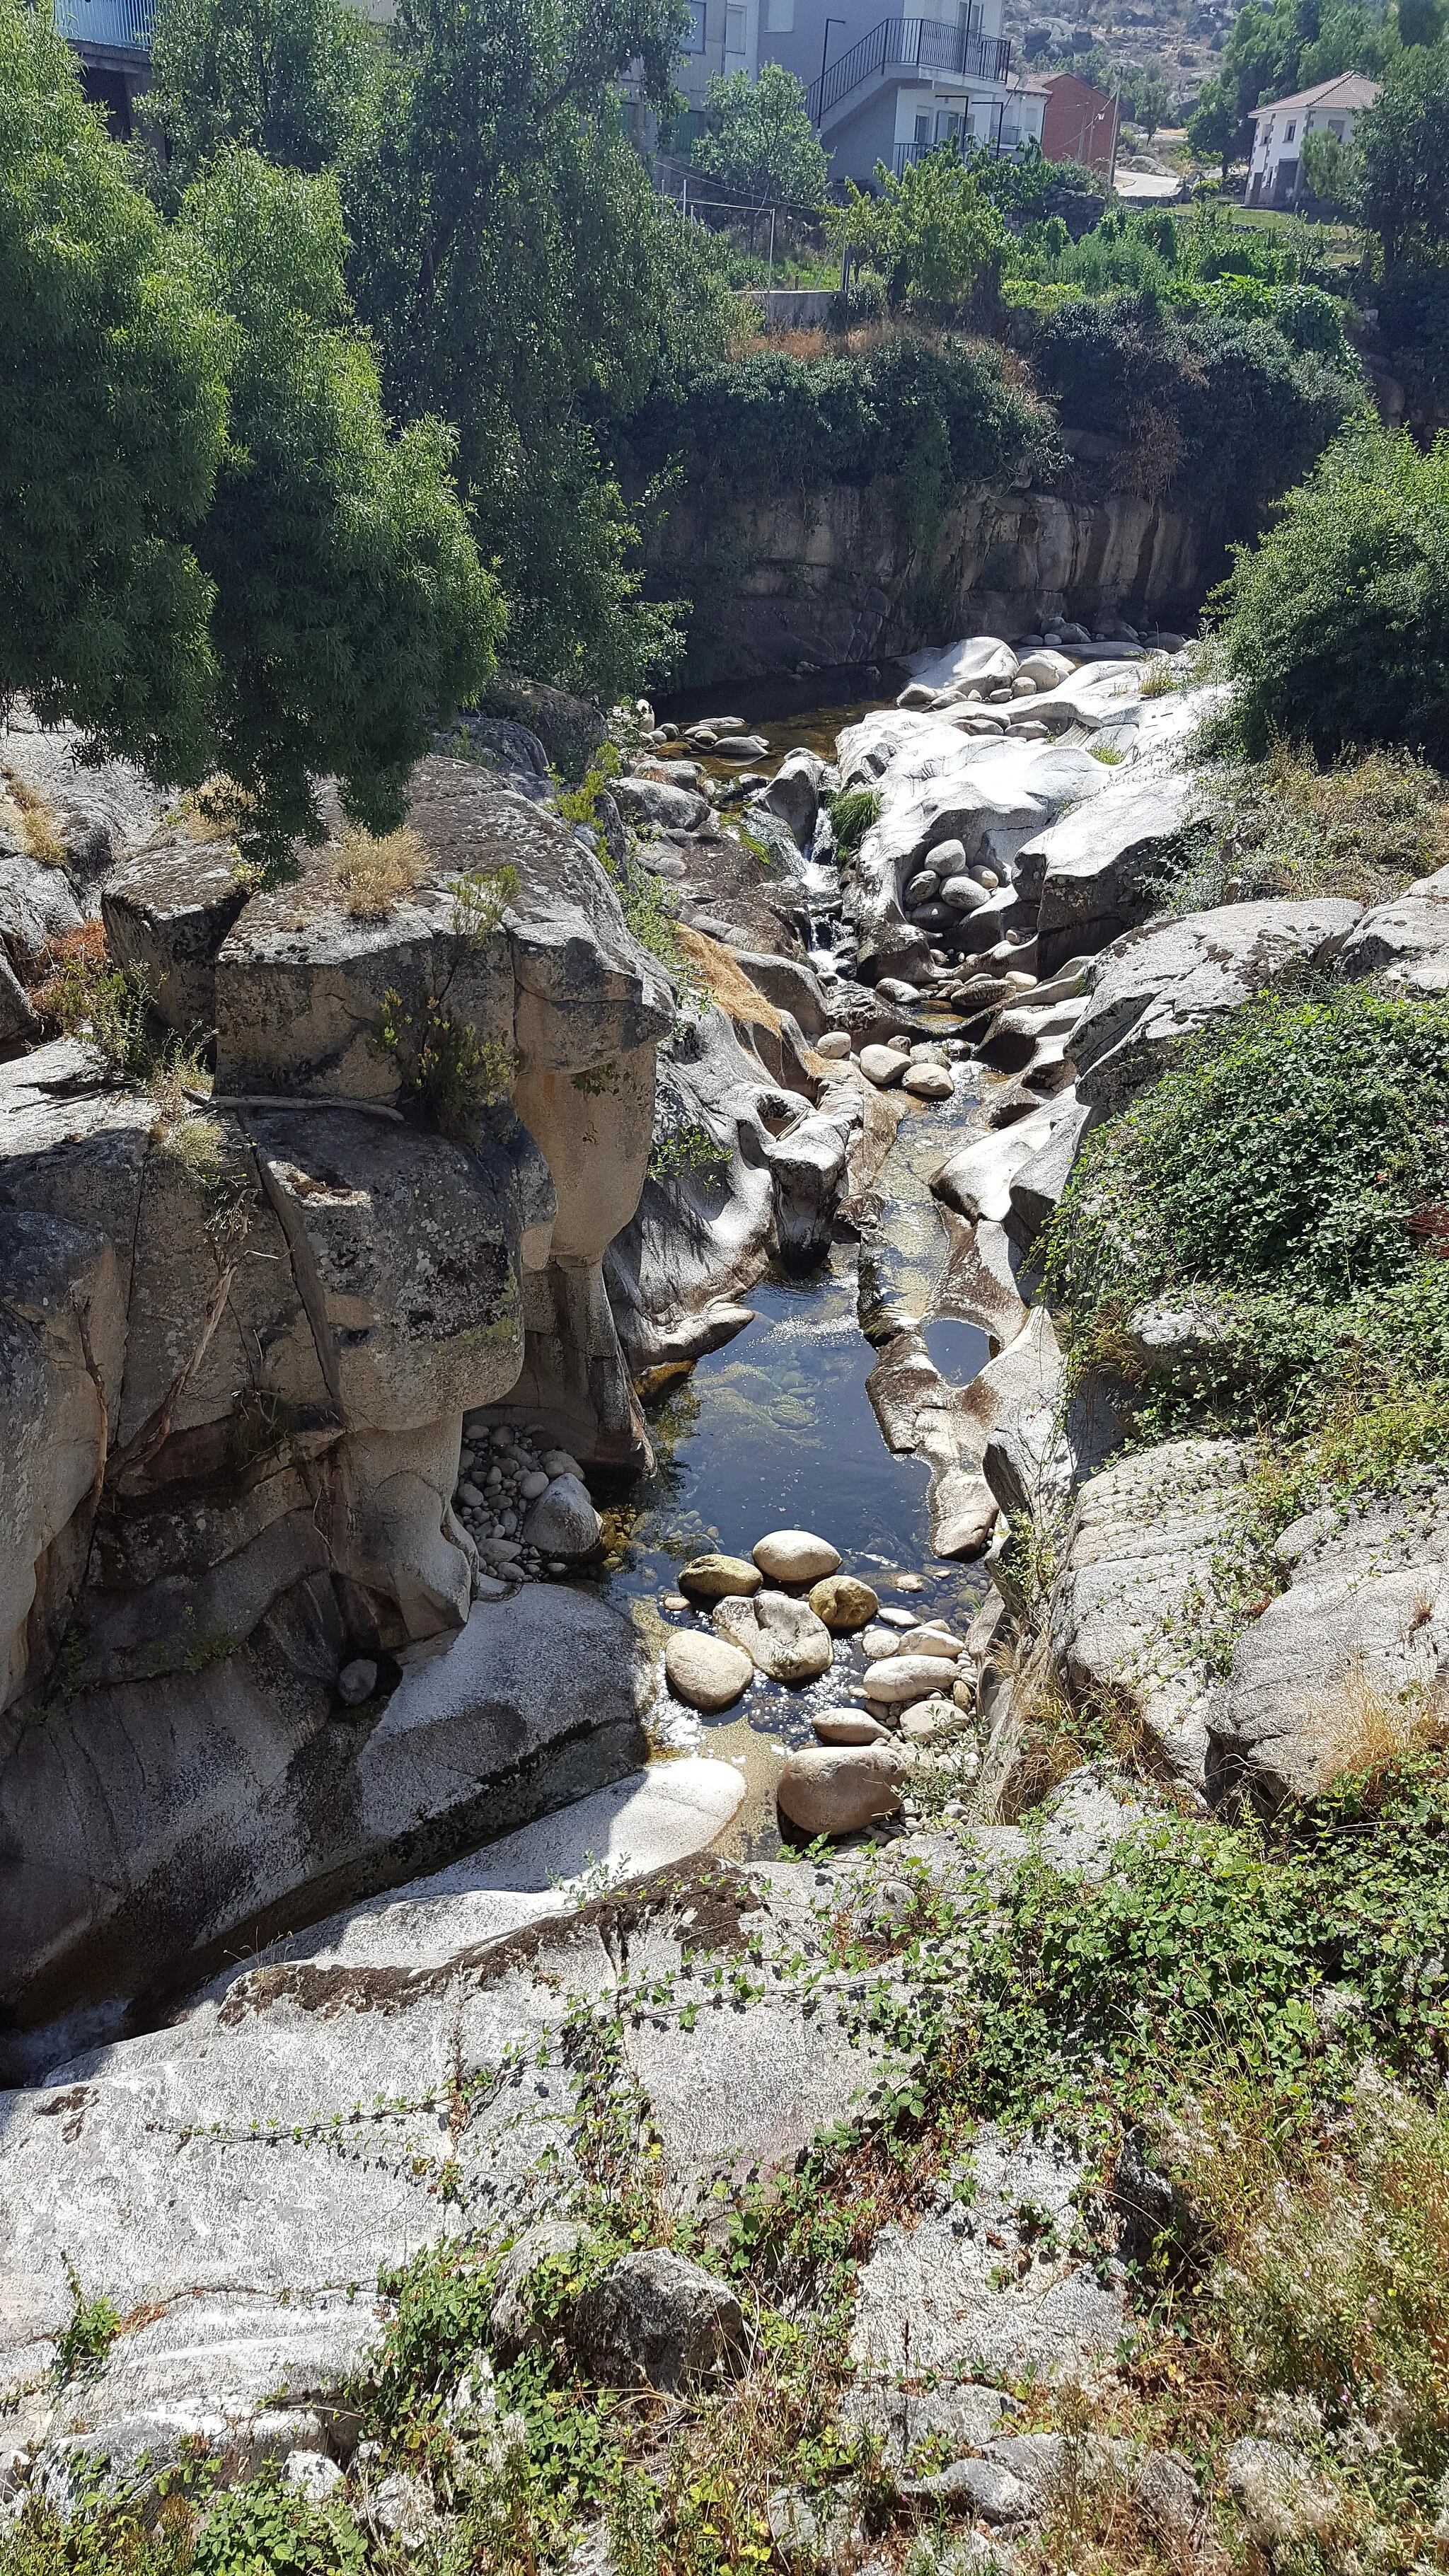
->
xmin=1209 ymin=1479 xmax=1449 ymax=1803
xmin=1072 ymin=899 xmax=1363 ymax=1111
xmin=0 ymin=754 xmax=687 ymax=2056
xmin=1041 ymin=1438 xmax=1258 ymax=1789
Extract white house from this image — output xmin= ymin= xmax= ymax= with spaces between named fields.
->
xmin=727 ymin=0 xmax=1040 ymax=188
xmin=1246 ymin=71 xmax=1378 ymax=209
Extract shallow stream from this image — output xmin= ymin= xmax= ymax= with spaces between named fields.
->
xmin=591 ymin=1048 xmax=995 ymax=1862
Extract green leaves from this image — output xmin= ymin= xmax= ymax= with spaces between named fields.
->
xmin=0 ymin=0 xmax=225 ymax=773
xmin=1039 ymin=986 xmax=1449 ymax=1477
xmin=691 ymin=62 xmax=829 ymax=209
xmin=0 ymin=21 xmax=498 ymax=870
xmin=1212 ymin=421 xmax=1449 ymax=761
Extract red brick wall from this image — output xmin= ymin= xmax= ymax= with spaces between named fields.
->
xmin=1041 ymin=73 xmax=1119 ymax=177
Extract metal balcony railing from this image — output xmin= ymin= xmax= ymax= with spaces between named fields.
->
xmin=53 ymin=0 xmax=154 ymax=52
xmin=890 ymin=117 xmax=1026 ymax=173
xmin=808 ymin=18 xmax=1011 ymax=124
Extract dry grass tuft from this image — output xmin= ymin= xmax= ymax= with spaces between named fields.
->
xmin=675 ymin=927 xmax=783 ymax=1034
xmin=1315 ymin=1653 xmax=1449 ymax=1795
xmin=332 ymin=824 xmax=429 ymax=920
xmin=164 ymin=775 xmax=255 ymax=848
xmin=3 ymin=770 xmax=68 ymax=867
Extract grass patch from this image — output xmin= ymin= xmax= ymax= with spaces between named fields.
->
xmin=824 ymin=787 xmax=880 ymax=855
xmin=331 ymin=824 xmax=428 ymax=920
xmin=1158 ymin=741 xmax=1449 ymax=914
xmin=2 ymin=771 xmax=67 ymax=867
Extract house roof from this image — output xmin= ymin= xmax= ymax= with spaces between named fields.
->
xmin=1251 ymin=71 xmax=1379 ymax=125
xmin=1041 ymin=69 xmax=1116 ymax=105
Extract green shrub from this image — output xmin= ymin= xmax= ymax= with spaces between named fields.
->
xmin=1039 ymin=987 xmax=1449 ymax=1474
xmin=618 ymin=335 xmax=1060 ymax=511
xmin=1210 ymin=422 xmax=1449 ymax=761
xmin=1024 ymin=291 xmax=1363 ymax=538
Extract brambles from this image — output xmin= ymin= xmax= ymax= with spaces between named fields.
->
xmin=1040 ymin=988 xmax=1449 ymax=1491
xmin=1208 ymin=424 xmax=1449 ymax=762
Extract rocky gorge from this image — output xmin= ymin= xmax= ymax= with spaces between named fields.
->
xmin=2 ymin=618 xmax=1448 ymax=2575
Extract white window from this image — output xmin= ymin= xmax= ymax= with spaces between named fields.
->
xmin=914 ymin=110 xmax=932 ymax=143
xmin=683 ymin=0 xmax=706 ymax=47
xmin=1328 ymin=117 xmax=1344 ymax=136
xmin=1284 ymin=119 xmax=1295 ymax=138
xmin=724 ymin=1 xmax=746 ymax=56
xmin=935 ymin=106 xmax=962 ymax=141
xmin=766 ymin=0 xmax=793 ymax=27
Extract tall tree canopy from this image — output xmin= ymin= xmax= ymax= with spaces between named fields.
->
xmin=691 ymin=62 xmax=829 ymax=207
xmin=150 ymin=0 xmax=377 ymax=190
xmin=342 ymin=0 xmax=734 ymax=699
xmin=1357 ymin=43 xmax=1449 ymax=267
xmin=0 ymin=0 xmax=226 ymax=780
xmin=180 ymin=149 xmax=502 ymax=855
xmin=0 ymin=0 xmax=498 ymax=863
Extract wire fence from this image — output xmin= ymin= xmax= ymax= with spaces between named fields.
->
xmin=652 ymin=155 xmax=833 ymax=281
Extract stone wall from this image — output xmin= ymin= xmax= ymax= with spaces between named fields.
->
xmin=646 ymin=472 xmax=1207 ymax=684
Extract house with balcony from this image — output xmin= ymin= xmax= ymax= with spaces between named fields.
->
xmin=53 ymin=0 xmax=396 ymax=138
xmin=754 ymin=0 xmax=1042 ymax=187
xmin=54 ymin=0 xmax=154 ymax=137
xmin=1245 ymin=70 xmax=1378 ymax=209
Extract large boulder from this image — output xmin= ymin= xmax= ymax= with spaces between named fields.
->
xmin=1208 ymin=1479 xmax=1449 ymax=1804
xmin=102 ymin=836 xmax=250 ymax=1032
xmin=0 ymin=948 xmax=37 ymax=1054
xmin=0 ymin=844 xmax=83 ymax=980
xmin=0 ymin=1833 xmax=915 ymax=2464
xmin=1073 ymin=899 xmax=1363 ymax=1111
xmin=758 ymin=749 xmax=824 ymax=851
xmin=1336 ymin=860 xmax=1449 ymax=998
xmin=570 ymin=2249 xmax=746 ymax=2391
xmin=0 ymin=1209 xmax=126 ymax=1710
xmin=1018 ymin=767 xmax=1203 ymax=976
xmin=0 ymin=1583 xmax=652 ymax=2075
xmin=713 ymin=1589 xmax=833 ymax=1682
xmin=775 ymin=1742 xmax=907 ymax=1834
xmin=1042 ymin=1438 xmax=1258 ymax=1789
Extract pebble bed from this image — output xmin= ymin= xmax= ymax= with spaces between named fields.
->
xmin=451 ymin=1415 xmax=589 ymax=1590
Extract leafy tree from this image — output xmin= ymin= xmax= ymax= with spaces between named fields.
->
xmin=1 ymin=4 xmax=497 ymax=864
xmin=1128 ymin=65 xmax=1171 ymax=137
xmin=826 ymin=148 xmax=1005 ymax=311
xmin=1299 ymin=125 xmax=1359 ymax=212
xmin=149 ymin=0 xmax=377 ymax=191
xmin=180 ymin=149 xmax=501 ymax=859
xmin=1187 ymin=77 xmax=1240 ymax=174
xmin=1210 ymin=423 xmax=1449 ymax=758
xmin=691 ymin=61 xmax=829 ymax=207
xmin=0 ymin=0 xmax=226 ymax=778
xmin=344 ymin=0 xmax=733 ymax=698
xmin=1357 ymin=44 xmax=1449 ymax=268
